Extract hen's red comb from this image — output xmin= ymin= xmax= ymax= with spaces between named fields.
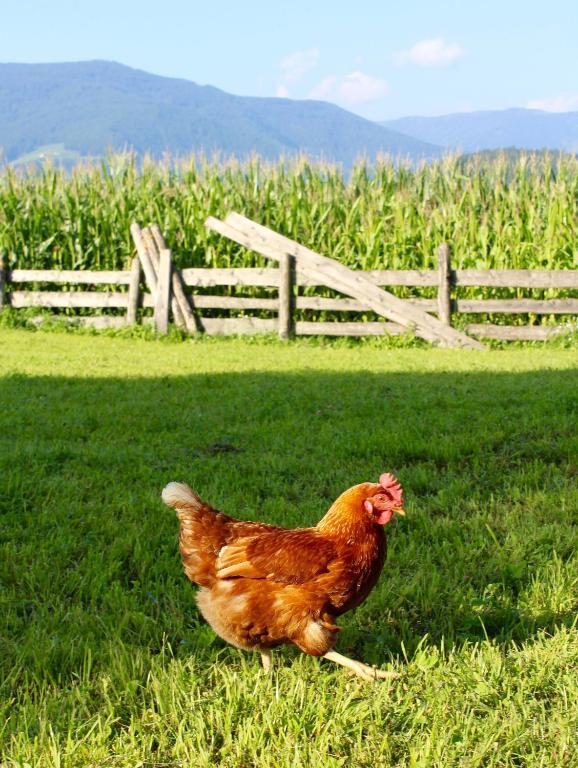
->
xmin=379 ymin=472 xmax=403 ymax=503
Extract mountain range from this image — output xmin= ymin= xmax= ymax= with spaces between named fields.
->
xmin=0 ymin=61 xmax=436 ymax=166
xmin=382 ymin=110 xmax=578 ymax=154
xmin=1 ymin=60 xmax=577 ymax=167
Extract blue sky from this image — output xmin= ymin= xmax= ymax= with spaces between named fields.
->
xmin=3 ymin=0 xmax=578 ymax=120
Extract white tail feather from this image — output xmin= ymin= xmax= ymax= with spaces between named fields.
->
xmin=162 ymin=482 xmax=202 ymax=510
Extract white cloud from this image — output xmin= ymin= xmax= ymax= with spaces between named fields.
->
xmin=308 ymin=71 xmax=388 ymax=105
xmin=279 ymin=49 xmax=320 ymax=83
xmin=527 ymin=93 xmax=578 ymax=112
xmin=394 ymin=38 xmax=465 ymax=68
xmin=275 ymin=84 xmax=290 ymax=98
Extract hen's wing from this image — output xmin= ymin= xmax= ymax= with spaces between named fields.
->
xmin=216 ymin=529 xmax=338 ymax=585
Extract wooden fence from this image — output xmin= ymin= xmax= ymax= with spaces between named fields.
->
xmin=0 ymin=217 xmax=577 ymax=344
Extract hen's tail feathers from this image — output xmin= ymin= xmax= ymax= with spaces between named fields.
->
xmin=163 ymin=481 xmax=227 ymax=588
xmin=162 ymin=482 xmax=204 ymax=512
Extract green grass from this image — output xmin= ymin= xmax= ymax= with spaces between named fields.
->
xmin=1 ymin=329 xmax=577 ymax=767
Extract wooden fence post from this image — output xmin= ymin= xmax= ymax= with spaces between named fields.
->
xmin=278 ymin=252 xmax=294 ymax=339
xmin=155 ymin=249 xmax=172 ymax=333
xmin=0 ymin=255 xmax=6 ymax=312
xmin=142 ymin=227 xmax=184 ymax=328
xmin=150 ymin=224 xmax=199 ymax=334
xmin=126 ymin=256 xmax=141 ymax=325
xmin=437 ymin=243 xmax=452 ymax=327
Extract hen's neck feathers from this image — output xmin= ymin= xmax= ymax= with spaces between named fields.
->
xmin=316 ymin=483 xmax=382 ymax=541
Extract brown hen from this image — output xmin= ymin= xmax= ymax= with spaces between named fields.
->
xmin=162 ymin=473 xmax=404 ymax=681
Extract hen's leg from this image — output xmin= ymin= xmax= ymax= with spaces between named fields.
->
xmin=260 ymin=650 xmax=272 ymax=673
xmin=323 ymin=650 xmax=399 ymax=682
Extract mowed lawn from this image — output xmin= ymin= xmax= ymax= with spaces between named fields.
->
xmin=0 ymin=329 xmax=577 ymax=767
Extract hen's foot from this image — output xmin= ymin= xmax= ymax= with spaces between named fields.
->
xmin=260 ymin=650 xmax=272 ymax=673
xmin=323 ymin=650 xmax=399 ymax=682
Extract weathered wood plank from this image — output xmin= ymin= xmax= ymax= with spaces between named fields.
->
xmin=218 ymin=214 xmax=484 ymax=349
xmin=142 ymin=227 xmax=185 ymax=328
xmin=222 ymin=213 xmax=472 ymax=347
xmin=154 ymin=249 xmax=172 ymax=333
xmin=364 ymin=269 xmax=438 ymax=287
xmin=206 ymin=217 xmax=288 ymax=263
xmin=199 ymin=316 xmax=276 ymax=335
xmin=187 ymin=295 xmax=278 ymax=310
xmin=180 ymin=267 xmax=280 ymax=287
xmin=301 ymin=269 xmax=437 ymax=287
xmin=143 ymin=226 xmax=185 ymax=328
xmin=145 ymin=293 xmax=434 ymax=313
xmin=140 ymin=292 xmax=578 ymax=316
xmin=142 ymin=228 xmax=160 ymax=272
xmin=182 ymin=263 xmax=577 ymax=291
xmin=296 ymin=296 xmax=437 ymax=311
xmin=142 ymin=226 xmax=184 ymax=329
xmin=9 ymin=291 xmax=128 ymax=309
xmin=126 ymin=257 xmax=141 ymax=325
xmin=278 ymin=253 xmax=294 ymax=339
xmin=466 ymin=323 xmax=575 ymax=340
xmin=8 ymin=269 xmax=132 ymax=285
xmin=296 ymin=321 xmax=405 ymax=337
xmin=181 ymin=293 xmax=578 ymax=316
xmin=11 ymin=291 xmax=574 ymax=316
xmin=211 ymin=215 xmax=432 ymax=338
xmin=457 ymin=298 xmax=578 ymax=314
xmin=455 ymin=269 xmax=578 ymax=288
xmin=296 ymin=296 xmax=578 ymax=314
xmin=297 ymin=296 xmax=368 ymax=311
xmin=6 ymin=266 xmax=578 ymax=291
xmin=131 ymin=223 xmax=158 ymax=299
xmin=150 ymin=224 xmax=199 ymax=334
xmin=180 ymin=266 xmax=439 ymax=288
xmin=179 ymin=266 xmax=578 ymax=290
xmin=437 ymin=243 xmax=452 ymax=326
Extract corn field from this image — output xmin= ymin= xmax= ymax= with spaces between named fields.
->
xmin=2 ymin=152 xmax=577 ymax=273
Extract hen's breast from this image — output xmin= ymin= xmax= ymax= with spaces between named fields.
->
xmin=328 ymin=530 xmax=387 ymax=615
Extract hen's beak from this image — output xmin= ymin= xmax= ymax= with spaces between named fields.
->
xmin=392 ymin=507 xmax=406 ymax=517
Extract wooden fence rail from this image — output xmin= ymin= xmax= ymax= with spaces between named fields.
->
xmin=7 ymin=266 xmax=577 ymax=290
xmin=0 ymin=220 xmax=576 ymax=344
xmin=177 ymin=266 xmax=578 ymax=289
